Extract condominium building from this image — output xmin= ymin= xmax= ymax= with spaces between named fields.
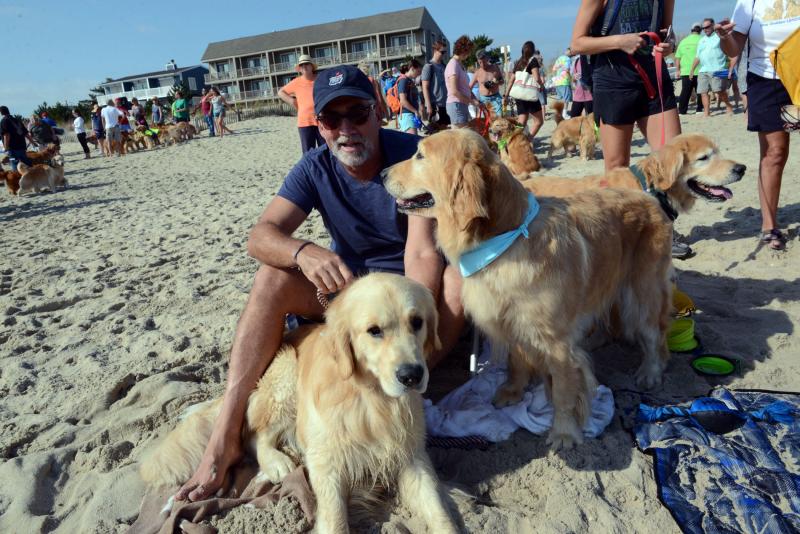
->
xmin=99 ymin=61 xmax=208 ymax=104
xmin=200 ymin=7 xmax=448 ymax=105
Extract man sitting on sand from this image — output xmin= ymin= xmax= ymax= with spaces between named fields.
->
xmin=175 ymin=65 xmax=465 ymax=502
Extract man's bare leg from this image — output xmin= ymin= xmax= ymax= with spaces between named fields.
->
xmin=429 ymin=264 xmax=465 ymax=368
xmin=175 ymin=265 xmax=323 ymax=501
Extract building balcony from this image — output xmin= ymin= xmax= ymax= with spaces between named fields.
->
xmin=381 ymin=44 xmax=423 ymax=58
xmin=226 ymin=88 xmax=279 ymax=102
xmin=103 ymin=86 xmax=173 ymax=103
xmin=205 ymin=70 xmax=235 ymax=83
xmin=238 ymin=65 xmax=271 ymax=78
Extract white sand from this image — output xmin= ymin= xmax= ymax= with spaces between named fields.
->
xmin=0 ymin=112 xmax=798 ymax=533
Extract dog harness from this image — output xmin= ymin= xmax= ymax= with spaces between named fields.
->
xmin=459 ymin=192 xmax=540 ymax=277
xmin=630 ymin=163 xmax=678 ymax=221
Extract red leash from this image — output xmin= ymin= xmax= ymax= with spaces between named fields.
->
xmin=627 ymin=31 xmax=665 ymax=148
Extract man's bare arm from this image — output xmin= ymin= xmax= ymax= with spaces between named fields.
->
xmin=404 ymin=215 xmax=444 ymax=300
xmin=248 ymin=196 xmax=353 ymax=293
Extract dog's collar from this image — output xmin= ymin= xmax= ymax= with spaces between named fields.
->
xmin=459 ymin=192 xmax=540 ymax=277
xmin=496 ymin=125 xmax=525 ymax=153
xmin=630 ymin=163 xmax=678 ymax=221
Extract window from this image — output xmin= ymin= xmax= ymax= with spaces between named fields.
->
xmin=389 ymin=35 xmax=408 ymax=48
xmin=245 ymin=57 xmax=262 ymax=69
xmin=215 ymin=62 xmax=230 ymax=74
xmin=313 ymin=46 xmax=335 ymax=58
xmin=188 ymin=77 xmax=197 ymax=90
xmin=350 ymin=40 xmax=371 ymax=53
xmin=131 ymin=79 xmax=148 ymax=91
xmin=278 ymin=52 xmax=297 ymax=65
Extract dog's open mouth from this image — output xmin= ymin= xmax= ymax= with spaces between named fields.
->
xmin=396 ymin=193 xmax=434 ymax=211
xmin=687 ymin=178 xmax=733 ymax=202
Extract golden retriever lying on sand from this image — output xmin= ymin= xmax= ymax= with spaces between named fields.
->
xmin=524 ymin=134 xmax=745 ymax=216
xmin=385 ymin=129 xmax=673 ymax=449
xmin=140 ymin=273 xmax=456 ymax=533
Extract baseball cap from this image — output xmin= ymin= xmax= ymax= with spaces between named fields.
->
xmin=691 ymin=22 xmax=702 ymax=31
xmin=313 ymin=65 xmax=375 ymax=115
xmin=476 ymin=49 xmax=488 ymax=60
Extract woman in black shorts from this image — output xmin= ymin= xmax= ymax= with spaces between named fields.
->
xmin=571 ymin=0 xmax=680 ymax=171
xmin=504 ymin=41 xmax=545 ymax=140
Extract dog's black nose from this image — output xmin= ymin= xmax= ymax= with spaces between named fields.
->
xmin=733 ymin=163 xmax=746 ymax=175
xmin=396 ymin=364 xmax=424 ymax=387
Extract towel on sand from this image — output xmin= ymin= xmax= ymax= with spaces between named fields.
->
xmin=424 ymin=344 xmax=615 ymax=442
xmin=635 ymin=387 xmax=800 ymax=534
xmin=128 ymin=464 xmax=314 ymax=534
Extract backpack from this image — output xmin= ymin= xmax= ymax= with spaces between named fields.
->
xmin=385 ymin=75 xmax=406 ymax=115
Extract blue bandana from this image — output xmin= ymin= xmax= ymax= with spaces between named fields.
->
xmin=459 ymin=192 xmax=540 ymax=277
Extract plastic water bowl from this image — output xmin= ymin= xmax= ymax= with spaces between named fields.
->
xmin=668 ymin=317 xmax=698 ymax=352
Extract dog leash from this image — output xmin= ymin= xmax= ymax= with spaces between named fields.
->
xmin=628 ymin=32 xmax=666 ymax=148
xmin=316 ymin=290 xmax=330 ymax=310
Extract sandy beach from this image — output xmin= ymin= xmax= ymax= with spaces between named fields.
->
xmin=1 ymin=111 xmax=798 ymax=533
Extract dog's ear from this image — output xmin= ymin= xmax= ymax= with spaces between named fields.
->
xmin=450 ymin=159 xmax=489 ymax=230
xmin=325 ymin=305 xmax=356 ymax=379
xmin=641 ymin=143 xmax=684 ymax=191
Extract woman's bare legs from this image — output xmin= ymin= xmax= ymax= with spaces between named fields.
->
xmin=637 ymin=108 xmax=682 ymax=149
xmin=757 ymin=130 xmax=790 ymax=234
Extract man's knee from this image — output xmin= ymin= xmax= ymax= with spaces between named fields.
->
xmin=251 ymin=264 xmax=300 ymax=302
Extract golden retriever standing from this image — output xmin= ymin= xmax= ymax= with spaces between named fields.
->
xmin=548 ymin=112 xmax=598 ymax=162
xmin=524 ymin=134 xmax=746 ymax=216
xmin=140 ymin=273 xmax=457 ymax=533
xmin=16 ymin=161 xmax=67 ymax=195
xmin=488 ymin=117 xmax=541 ymax=177
xmin=385 ymin=129 xmax=673 ymax=449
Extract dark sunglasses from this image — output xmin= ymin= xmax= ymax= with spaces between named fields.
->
xmin=316 ymin=104 xmax=374 ymax=129
xmin=703 ymin=25 xmax=713 ymax=29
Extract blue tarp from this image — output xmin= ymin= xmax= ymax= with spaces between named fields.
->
xmin=635 ymin=388 xmax=800 ymax=534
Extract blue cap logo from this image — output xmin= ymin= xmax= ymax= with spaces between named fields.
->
xmin=329 ymin=71 xmax=344 ymax=86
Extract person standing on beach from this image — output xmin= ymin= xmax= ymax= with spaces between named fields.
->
xmin=717 ymin=3 xmax=798 ymax=251
xmin=551 ymin=49 xmax=574 ymax=117
xmin=445 ymin=35 xmax=480 ymax=129
xmin=691 ymin=18 xmax=734 ymax=117
xmin=0 ymin=105 xmax=35 ymax=172
xmin=210 ymin=88 xmax=234 ymax=137
xmin=421 ymin=40 xmax=450 ymax=128
xmin=278 ymin=54 xmax=323 ymax=153
xmin=101 ymin=99 xmax=124 ymax=156
xmin=39 ymin=111 xmax=57 ymax=128
xmin=397 ymin=59 xmax=423 ymax=134
xmin=197 ymin=88 xmax=216 ymax=137
xmin=171 ymin=91 xmax=191 ymax=124
xmin=675 ymin=23 xmax=704 ymax=115
xmin=571 ymin=0 xmax=688 ymax=259
xmin=570 ymin=54 xmax=593 ymax=116
xmin=151 ymin=97 xmax=164 ymax=126
xmin=91 ymin=104 xmax=109 ymax=156
xmin=173 ymin=65 xmax=465 ymax=504
xmin=72 ymin=109 xmax=91 ymax=159
xmin=470 ymin=49 xmax=505 ymax=117
xmin=504 ymin=41 xmax=545 ymax=139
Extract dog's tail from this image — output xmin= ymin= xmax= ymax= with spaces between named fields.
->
xmin=550 ymin=101 xmax=565 ymax=124
xmin=16 ymin=161 xmax=30 ymax=175
xmin=139 ymin=398 xmax=222 ymax=488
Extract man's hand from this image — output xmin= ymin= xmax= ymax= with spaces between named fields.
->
xmin=295 ymin=244 xmax=354 ymax=294
xmin=426 ymin=102 xmax=434 ymax=117
xmin=654 ymin=41 xmax=673 ymax=56
xmin=716 ymin=19 xmax=736 ymax=40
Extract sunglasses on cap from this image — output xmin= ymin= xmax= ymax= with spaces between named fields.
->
xmin=316 ymin=104 xmax=374 ymax=129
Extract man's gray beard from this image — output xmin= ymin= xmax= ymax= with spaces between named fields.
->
xmin=331 ymin=134 xmax=374 ymax=167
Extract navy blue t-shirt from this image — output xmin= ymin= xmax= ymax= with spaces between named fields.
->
xmin=397 ymin=77 xmax=419 ymax=115
xmin=277 ymin=128 xmax=420 ymax=275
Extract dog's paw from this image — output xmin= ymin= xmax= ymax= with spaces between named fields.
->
xmin=493 ymin=384 xmax=524 ymax=407
xmin=255 ymin=451 xmax=296 ymax=484
xmin=547 ymin=416 xmax=583 ymax=450
xmin=634 ymin=364 xmax=663 ymax=390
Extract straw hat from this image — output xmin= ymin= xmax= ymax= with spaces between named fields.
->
xmin=296 ymin=54 xmax=317 ymax=71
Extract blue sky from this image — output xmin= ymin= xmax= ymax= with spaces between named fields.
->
xmin=3 ymin=0 xmax=735 ymax=116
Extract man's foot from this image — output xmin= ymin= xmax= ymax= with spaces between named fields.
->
xmin=175 ymin=428 xmax=243 ymax=502
xmin=761 ymin=229 xmax=786 ymax=251
xmin=672 ymin=236 xmax=693 ymax=260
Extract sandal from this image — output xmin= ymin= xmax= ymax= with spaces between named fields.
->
xmin=760 ymin=229 xmax=786 ymax=251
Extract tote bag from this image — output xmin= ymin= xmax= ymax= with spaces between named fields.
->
xmin=509 ymin=59 xmax=540 ymax=102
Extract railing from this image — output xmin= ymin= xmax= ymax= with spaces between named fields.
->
xmin=382 ymin=44 xmax=422 ymax=58
xmin=313 ymin=55 xmax=340 ymax=67
xmin=270 ymin=61 xmax=295 ymax=73
xmin=238 ymin=65 xmax=270 ymax=78
xmin=205 ymin=70 xmax=235 ymax=83
xmin=103 ymin=86 xmax=173 ymax=102
xmin=225 ymin=88 xmax=280 ymax=102
xmin=340 ymin=50 xmax=377 ymax=63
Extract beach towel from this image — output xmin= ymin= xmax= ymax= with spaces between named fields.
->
xmin=128 ymin=464 xmax=314 ymax=534
xmin=424 ymin=341 xmax=615 ymax=442
xmin=635 ymin=387 xmax=800 ymax=534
